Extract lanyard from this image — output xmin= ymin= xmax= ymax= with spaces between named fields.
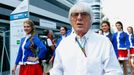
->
xmin=75 ymin=37 xmax=87 ymax=57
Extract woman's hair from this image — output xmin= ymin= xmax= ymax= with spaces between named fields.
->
xmin=23 ymin=19 xmax=35 ymax=35
xmin=115 ymin=21 xmax=123 ymax=30
xmin=60 ymin=26 xmax=68 ymax=32
xmin=127 ymin=26 xmax=134 ymax=35
xmin=23 ymin=19 xmax=36 ymax=54
xmin=68 ymin=2 xmax=93 ymax=26
xmin=43 ymin=29 xmax=49 ymax=36
xmin=101 ymin=20 xmax=111 ymax=33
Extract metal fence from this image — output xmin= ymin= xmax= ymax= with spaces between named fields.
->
xmin=0 ymin=30 xmax=10 ymax=75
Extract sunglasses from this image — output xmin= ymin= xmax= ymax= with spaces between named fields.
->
xmin=71 ymin=12 xmax=89 ymax=18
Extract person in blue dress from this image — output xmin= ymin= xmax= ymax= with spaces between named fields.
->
xmin=56 ymin=26 xmax=68 ymax=47
xmin=127 ymin=26 xmax=134 ymax=74
xmin=112 ymin=21 xmax=129 ymax=75
xmin=101 ymin=20 xmax=112 ymax=41
xmin=12 ymin=19 xmax=47 ymax=75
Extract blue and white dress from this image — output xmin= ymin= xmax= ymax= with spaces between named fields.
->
xmin=15 ymin=34 xmax=47 ymax=65
xmin=112 ymin=31 xmax=129 ymax=60
xmin=128 ymin=33 xmax=134 ymax=56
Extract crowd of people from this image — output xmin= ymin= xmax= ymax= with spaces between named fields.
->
xmin=11 ymin=1 xmax=134 ymax=75
xmin=97 ymin=20 xmax=134 ymax=75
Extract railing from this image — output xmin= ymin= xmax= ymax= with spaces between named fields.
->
xmin=0 ymin=30 xmax=10 ymax=75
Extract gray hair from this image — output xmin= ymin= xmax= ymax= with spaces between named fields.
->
xmin=68 ymin=2 xmax=93 ymax=25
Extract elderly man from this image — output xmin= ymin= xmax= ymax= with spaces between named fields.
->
xmin=50 ymin=2 xmax=123 ymax=75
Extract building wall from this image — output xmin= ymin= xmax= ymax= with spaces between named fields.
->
xmin=30 ymin=0 xmax=69 ymax=18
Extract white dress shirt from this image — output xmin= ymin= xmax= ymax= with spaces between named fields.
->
xmin=50 ymin=30 xmax=123 ymax=75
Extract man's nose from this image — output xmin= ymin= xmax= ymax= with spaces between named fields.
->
xmin=77 ymin=14 xmax=82 ymax=20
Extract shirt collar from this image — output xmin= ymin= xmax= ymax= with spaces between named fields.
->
xmin=129 ymin=33 xmax=132 ymax=35
xmin=74 ymin=29 xmax=92 ymax=40
xmin=117 ymin=31 xmax=123 ymax=34
xmin=62 ymin=35 xmax=66 ymax=39
xmin=103 ymin=32 xmax=109 ymax=36
xmin=25 ymin=34 xmax=31 ymax=38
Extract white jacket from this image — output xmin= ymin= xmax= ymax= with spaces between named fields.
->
xmin=50 ymin=30 xmax=123 ymax=75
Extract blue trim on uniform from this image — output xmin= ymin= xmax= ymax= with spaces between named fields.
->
xmin=15 ymin=35 xmax=47 ymax=65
